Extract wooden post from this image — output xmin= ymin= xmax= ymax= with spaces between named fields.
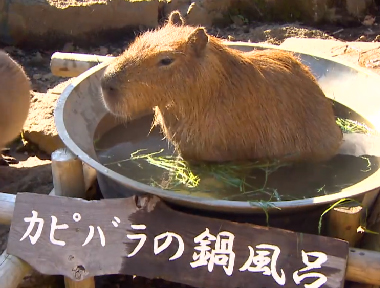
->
xmin=63 ymin=277 xmax=95 ymax=288
xmin=0 ymin=193 xmax=16 ymax=225
xmin=50 ymin=52 xmax=112 ymax=78
xmin=327 ymin=189 xmax=380 ymax=288
xmin=354 ymin=190 xmax=380 ymax=288
xmin=0 ymin=250 xmax=32 ymax=288
xmin=360 ymin=190 xmax=380 ymax=252
xmin=51 ymin=148 xmax=96 ymax=288
xmin=327 ymin=203 xmax=363 ymax=246
xmin=327 ymin=188 xmax=380 ymax=246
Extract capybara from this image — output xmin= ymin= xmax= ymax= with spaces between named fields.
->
xmin=0 ymin=50 xmax=31 ymax=164
xmin=100 ymin=11 xmax=343 ymax=164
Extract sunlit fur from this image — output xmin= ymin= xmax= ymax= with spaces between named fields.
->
xmin=100 ymin=11 xmax=343 ymax=164
xmin=0 ymin=51 xmax=31 ymax=150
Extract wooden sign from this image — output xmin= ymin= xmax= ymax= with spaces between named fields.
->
xmin=7 ymin=193 xmax=349 ymax=288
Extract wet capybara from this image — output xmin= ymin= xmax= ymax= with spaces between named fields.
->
xmin=100 ymin=11 xmax=343 ymax=164
xmin=0 ymin=51 xmax=31 ymax=164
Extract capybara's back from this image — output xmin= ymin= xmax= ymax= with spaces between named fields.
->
xmin=100 ymin=11 xmax=343 ymax=164
xmin=0 ymin=51 xmax=31 ymax=151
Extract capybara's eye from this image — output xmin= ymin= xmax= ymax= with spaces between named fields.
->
xmin=159 ymin=58 xmax=174 ymax=66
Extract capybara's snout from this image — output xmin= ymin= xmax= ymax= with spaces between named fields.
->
xmin=100 ymin=72 xmax=120 ymax=100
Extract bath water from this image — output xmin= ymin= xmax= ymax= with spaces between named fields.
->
xmin=94 ymin=112 xmax=380 ymax=202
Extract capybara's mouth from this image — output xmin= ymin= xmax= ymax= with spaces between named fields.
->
xmin=105 ymin=104 xmax=126 ymax=118
xmin=102 ymin=97 xmax=139 ymax=121
xmin=100 ymin=93 xmax=125 ymax=118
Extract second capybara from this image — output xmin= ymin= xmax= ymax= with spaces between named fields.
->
xmin=100 ymin=11 xmax=343 ymax=164
xmin=0 ymin=50 xmax=31 ymax=164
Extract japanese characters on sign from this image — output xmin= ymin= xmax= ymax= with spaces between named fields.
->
xmin=20 ymin=210 xmax=329 ymax=288
xmin=8 ymin=193 xmax=349 ymax=288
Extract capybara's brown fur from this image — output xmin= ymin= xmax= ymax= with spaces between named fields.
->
xmin=0 ymin=51 xmax=31 ymax=159
xmin=100 ymin=11 xmax=343 ymax=164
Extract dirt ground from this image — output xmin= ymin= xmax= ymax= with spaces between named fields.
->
xmin=1 ymin=18 xmax=380 ymax=288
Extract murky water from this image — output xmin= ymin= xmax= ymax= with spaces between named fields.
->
xmin=94 ymin=102 xmax=380 ymax=202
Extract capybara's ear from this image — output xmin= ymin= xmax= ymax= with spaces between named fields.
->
xmin=187 ymin=27 xmax=208 ymax=56
xmin=168 ymin=10 xmax=184 ymax=26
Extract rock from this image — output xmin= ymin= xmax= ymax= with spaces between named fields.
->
xmin=230 ymin=15 xmax=246 ymax=27
xmin=27 ymin=52 xmax=46 ymax=67
xmin=32 ymin=74 xmax=42 ymax=80
xmin=62 ymin=42 xmax=75 ymax=53
xmin=92 ymin=46 xmax=109 ymax=56
xmin=33 ymin=52 xmax=43 ymax=62
xmin=362 ymin=15 xmax=376 ymax=26
xmin=41 ymin=73 xmax=55 ymax=81
xmin=2 ymin=46 xmax=17 ymax=54
xmin=0 ymin=0 xmax=160 ymax=49
xmin=99 ymin=46 xmax=109 ymax=56
xmin=23 ymin=92 xmax=65 ymax=155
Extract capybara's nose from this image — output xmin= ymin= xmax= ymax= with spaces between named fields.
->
xmin=100 ymin=77 xmax=118 ymax=97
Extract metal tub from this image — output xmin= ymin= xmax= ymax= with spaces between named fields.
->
xmin=54 ymin=42 xmax=380 ymax=217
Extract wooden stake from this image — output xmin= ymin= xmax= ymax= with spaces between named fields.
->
xmin=64 ymin=277 xmax=96 ymax=288
xmin=50 ymin=52 xmax=112 ymax=78
xmin=354 ymin=190 xmax=380 ymax=288
xmin=0 ymin=193 xmax=16 ymax=225
xmin=0 ymin=250 xmax=32 ymax=288
xmin=360 ymin=190 xmax=380 ymax=252
xmin=50 ymin=148 xmax=96 ymax=288
xmin=51 ymin=148 xmax=86 ymax=197
xmin=327 ymin=188 xmax=380 ymax=246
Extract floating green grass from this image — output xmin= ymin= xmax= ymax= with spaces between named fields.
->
xmin=129 ymin=149 xmax=201 ymax=189
xmin=127 ymin=149 xmax=292 ymax=225
xmin=335 ymin=117 xmax=373 ymax=134
xmin=129 ymin=149 xmax=283 ymax=193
